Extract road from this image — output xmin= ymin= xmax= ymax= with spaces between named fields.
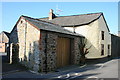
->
xmin=2 ymin=58 xmax=119 ymax=80
xmin=55 ymin=58 xmax=119 ymax=79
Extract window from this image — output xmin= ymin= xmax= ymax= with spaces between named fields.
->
xmin=101 ymin=31 xmax=104 ymax=40
xmin=21 ymin=20 xmax=23 ymax=24
xmin=108 ymin=44 xmax=110 ymax=56
xmin=108 ymin=45 xmax=110 ymax=49
xmin=101 ymin=44 xmax=104 ymax=56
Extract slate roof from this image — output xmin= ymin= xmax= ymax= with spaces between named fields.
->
xmin=22 ymin=15 xmax=83 ymax=37
xmin=39 ymin=13 xmax=102 ymax=27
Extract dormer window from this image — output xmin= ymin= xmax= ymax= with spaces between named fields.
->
xmin=101 ymin=31 xmax=104 ymax=40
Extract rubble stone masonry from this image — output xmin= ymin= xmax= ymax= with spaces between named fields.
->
xmin=10 ymin=18 xmax=82 ymax=72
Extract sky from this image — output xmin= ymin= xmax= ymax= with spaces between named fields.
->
xmin=1 ymin=2 xmax=118 ymax=34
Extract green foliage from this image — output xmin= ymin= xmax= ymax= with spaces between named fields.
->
xmin=78 ymin=38 xmax=91 ymax=65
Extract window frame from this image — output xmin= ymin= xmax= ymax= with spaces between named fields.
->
xmin=101 ymin=31 xmax=104 ymax=40
xmin=101 ymin=44 xmax=104 ymax=56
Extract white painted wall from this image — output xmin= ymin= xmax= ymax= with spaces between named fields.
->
xmin=15 ymin=18 xmax=40 ymax=72
xmin=17 ymin=18 xmax=40 ymax=60
xmin=64 ymin=15 xmax=111 ymax=59
xmin=98 ymin=15 xmax=111 ymax=57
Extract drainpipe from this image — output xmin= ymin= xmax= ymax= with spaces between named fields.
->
xmin=45 ymin=31 xmax=48 ymax=73
xmin=73 ymin=25 xmax=76 ymax=33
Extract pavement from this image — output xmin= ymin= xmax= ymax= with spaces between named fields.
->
xmin=2 ymin=63 xmax=26 ymax=75
xmin=1 ymin=57 xmax=120 ymax=80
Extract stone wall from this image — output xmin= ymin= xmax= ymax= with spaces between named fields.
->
xmin=39 ymin=31 xmax=58 ymax=72
xmin=46 ymin=32 xmax=58 ymax=71
xmin=39 ymin=31 xmax=82 ymax=72
xmin=10 ymin=17 xmax=83 ymax=72
xmin=73 ymin=37 xmax=82 ymax=64
xmin=111 ymin=34 xmax=120 ymax=58
xmin=38 ymin=31 xmax=46 ymax=72
xmin=10 ymin=18 xmax=40 ymax=72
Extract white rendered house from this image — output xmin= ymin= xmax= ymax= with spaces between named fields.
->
xmin=40 ymin=10 xmax=111 ymax=59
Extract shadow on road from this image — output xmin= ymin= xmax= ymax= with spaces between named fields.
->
xmin=1 ymin=57 xmax=120 ymax=80
xmin=2 ymin=63 xmax=27 ymax=73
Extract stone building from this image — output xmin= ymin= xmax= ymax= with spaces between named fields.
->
xmin=0 ymin=31 xmax=10 ymax=53
xmin=40 ymin=9 xmax=111 ymax=59
xmin=111 ymin=34 xmax=120 ymax=58
xmin=10 ymin=15 xmax=84 ymax=72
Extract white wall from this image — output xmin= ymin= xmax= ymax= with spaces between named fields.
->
xmin=64 ymin=15 xmax=111 ymax=59
xmin=98 ymin=15 xmax=111 ymax=56
xmin=15 ymin=18 xmax=40 ymax=72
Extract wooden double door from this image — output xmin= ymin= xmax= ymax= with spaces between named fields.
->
xmin=57 ymin=37 xmax=71 ymax=68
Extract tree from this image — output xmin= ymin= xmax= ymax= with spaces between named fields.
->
xmin=78 ymin=38 xmax=91 ymax=65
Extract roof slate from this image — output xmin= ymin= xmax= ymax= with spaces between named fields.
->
xmin=22 ymin=16 xmax=83 ymax=37
xmin=39 ymin=13 xmax=102 ymax=27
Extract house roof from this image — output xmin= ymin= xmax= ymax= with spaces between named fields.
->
xmin=1 ymin=31 xmax=10 ymax=38
xmin=111 ymin=33 xmax=120 ymax=38
xmin=39 ymin=13 xmax=102 ymax=27
xmin=22 ymin=15 xmax=84 ymax=37
xmin=39 ymin=12 xmax=110 ymax=32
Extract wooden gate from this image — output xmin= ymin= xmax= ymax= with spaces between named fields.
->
xmin=57 ymin=37 xmax=70 ymax=68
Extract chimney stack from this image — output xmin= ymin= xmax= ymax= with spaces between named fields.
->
xmin=49 ymin=9 xmax=56 ymax=20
